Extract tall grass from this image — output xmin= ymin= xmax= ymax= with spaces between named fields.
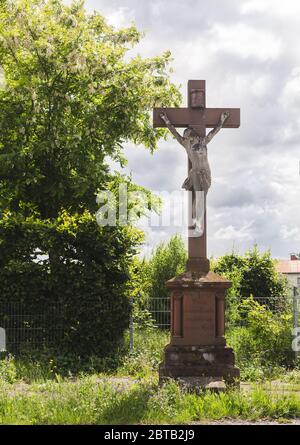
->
xmin=0 ymin=328 xmax=170 ymax=384
xmin=0 ymin=379 xmax=299 ymax=424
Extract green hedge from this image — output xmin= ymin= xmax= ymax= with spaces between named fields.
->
xmin=0 ymin=210 xmax=143 ymax=357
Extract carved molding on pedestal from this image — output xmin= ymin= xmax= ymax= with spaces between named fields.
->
xmin=172 ymin=292 xmax=183 ymax=338
xmin=215 ymin=293 xmax=225 ymax=338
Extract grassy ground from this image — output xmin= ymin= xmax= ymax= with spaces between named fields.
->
xmin=1 ymin=377 xmax=300 ymax=424
xmin=1 ymin=328 xmax=300 ymax=424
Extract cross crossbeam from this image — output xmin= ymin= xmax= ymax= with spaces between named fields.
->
xmin=153 ymin=107 xmax=240 ymax=129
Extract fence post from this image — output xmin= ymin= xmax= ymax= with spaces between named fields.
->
xmin=0 ymin=327 xmax=6 ymax=353
xmin=293 ymin=286 xmax=299 ymax=362
xmin=129 ymin=297 xmax=134 ymax=351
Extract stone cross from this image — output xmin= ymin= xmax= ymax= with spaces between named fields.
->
xmin=153 ymin=80 xmax=240 ymax=273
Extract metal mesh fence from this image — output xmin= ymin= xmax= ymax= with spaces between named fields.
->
xmin=0 ymin=290 xmax=299 ymax=356
xmin=0 ymin=298 xmax=126 ymax=354
xmin=0 ymin=301 xmax=64 ymax=353
xmin=148 ymin=297 xmax=171 ymax=330
xmin=146 ymin=294 xmax=299 ymax=330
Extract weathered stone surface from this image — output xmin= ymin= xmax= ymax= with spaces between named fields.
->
xmin=160 ymin=342 xmax=240 ymax=386
xmin=165 ymin=271 xmax=230 ymax=346
xmin=166 ymin=270 xmax=231 ymax=289
xmin=159 ymin=270 xmax=240 ymax=389
xmin=205 ymin=380 xmax=227 ymax=392
xmin=159 ymin=344 xmax=239 ymax=388
xmin=153 ymin=80 xmax=240 ymax=268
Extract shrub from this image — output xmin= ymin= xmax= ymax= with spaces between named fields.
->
xmin=0 ymin=355 xmax=17 ymax=383
xmin=212 ymin=246 xmax=290 ymax=331
xmin=213 ymin=246 xmax=289 ymax=307
xmin=226 ymin=297 xmax=294 ymax=371
xmin=119 ymin=328 xmax=169 ymax=377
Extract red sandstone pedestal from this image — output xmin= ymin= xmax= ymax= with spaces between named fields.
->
xmin=159 ymin=269 xmax=240 ymax=389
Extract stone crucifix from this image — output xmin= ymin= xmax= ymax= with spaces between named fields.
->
xmin=153 ymin=80 xmax=240 ymax=273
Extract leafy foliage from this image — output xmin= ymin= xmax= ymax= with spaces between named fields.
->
xmin=127 ymin=257 xmax=155 ymax=328
xmin=213 ymin=246 xmax=288 ymax=302
xmin=212 ymin=246 xmax=289 ymax=327
xmin=227 ymin=297 xmax=295 ymax=372
xmin=0 ymin=210 xmax=143 ymax=357
xmin=146 ymin=234 xmax=187 ymax=301
xmin=119 ymin=328 xmax=169 ymax=377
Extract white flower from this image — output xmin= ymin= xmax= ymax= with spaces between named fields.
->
xmin=88 ymin=83 xmax=96 ymax=94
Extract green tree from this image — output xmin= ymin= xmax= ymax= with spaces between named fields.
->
xmin=212 ymin=246 xmax=289 ymax=316
xmin=0 ymin=0 xmax=180 ymax=218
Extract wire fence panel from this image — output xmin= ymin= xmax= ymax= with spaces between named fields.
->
xmin=0 ymin=299 xmax=122 ymax=354
xmin=148 ymin=297 xmax=171 ymax=330
xmin=1 ymin=291 xmax=299 ymax=357
xmin=145 ymin=295 xmax=299 ymax=330
xmin=0 ymin=301 xmax=64 ymax=353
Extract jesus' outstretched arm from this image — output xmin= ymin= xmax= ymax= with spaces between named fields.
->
xmin=205 ymin=111 xmax=230 ymax=144
xmin=160 ymin=111 xmax=185 ymax=146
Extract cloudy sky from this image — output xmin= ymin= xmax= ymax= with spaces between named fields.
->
xmin=83 ymin=0 xmax=300 ymax=259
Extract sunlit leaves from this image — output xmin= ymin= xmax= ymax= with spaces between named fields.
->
xmin=0 ymin=0 xmax=181 ymax=218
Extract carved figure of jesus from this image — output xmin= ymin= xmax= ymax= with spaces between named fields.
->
xmin=160 ymin=111 xmax=230 ymax=235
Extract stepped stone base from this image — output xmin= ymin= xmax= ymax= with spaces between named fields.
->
xmin=159 ymin=344 xmax=240 ymax=390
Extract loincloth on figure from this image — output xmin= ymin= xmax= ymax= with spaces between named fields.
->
xmin=182 ymin=168 xmax=211 ymax=192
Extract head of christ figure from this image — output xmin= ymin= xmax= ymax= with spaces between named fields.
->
xmin=183 ymin=126 xmax=200 ymax=140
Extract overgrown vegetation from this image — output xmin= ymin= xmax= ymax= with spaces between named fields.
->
xmin=1 ymin=324 xmax=300 ymax=424
xmin=212 ymin=246 xmax=289 ymax=328
xmin=226 ymin=298 xmax=296 ymax=380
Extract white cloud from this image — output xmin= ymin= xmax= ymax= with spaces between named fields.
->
xmin=104 ymin=7 xmax=134 ymax=28
xmin=280 ymin=68 xmax=300 ymax=108
xmin=241 ymin=0 xmax=300 ymax=18
xmin=281 ymin=226 xmax=300 ymax=242
xmin=209 ymin=23 xmax=282 ymax=62
xmin=213 ymin=222 xmax=254 ymax=241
